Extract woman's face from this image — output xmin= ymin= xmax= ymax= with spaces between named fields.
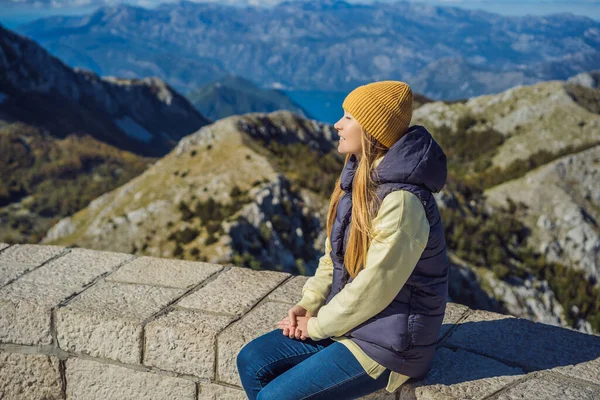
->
xmin=334 ymin=110 xmax=363 ymax=158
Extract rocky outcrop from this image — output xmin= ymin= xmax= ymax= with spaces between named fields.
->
xmin=413 ymin=80 xmax=600 ymax=327
xmin=446 ymin=253 xmax=573 ymax=331
xmin=568 ymin=70 xmax=600 ymax=88
xmin=412 ymin=80 xmax=600 ymax=170
xmin=483 ymin=144 xmax=600 ymax=289
xmin=0 ymin=243 xmax=598 ymax=399
xmin=433 ymin=187 xmax=594 ymax=335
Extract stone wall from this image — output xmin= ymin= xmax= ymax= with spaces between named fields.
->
xmin=0 ymin=243 xmax=599 ymax=399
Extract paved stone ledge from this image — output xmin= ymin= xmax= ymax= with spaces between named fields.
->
xmin=0 ymin=243 xmax=599 ymax=399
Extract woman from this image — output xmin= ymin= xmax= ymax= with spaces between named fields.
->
xmin=236 ymin=80 xmax=449 ymax=399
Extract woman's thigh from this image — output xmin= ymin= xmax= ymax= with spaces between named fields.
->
xmin=236 ymin=328 xmax=335 ymax=400
xmin=256 ymin=340 xmax=391 ymax=400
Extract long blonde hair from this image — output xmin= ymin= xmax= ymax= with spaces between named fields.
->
xmin=326 ymin=126 xmax=389 ymax=279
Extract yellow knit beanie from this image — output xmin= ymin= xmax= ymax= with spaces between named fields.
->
xmin=342 ymin=80 xmax=413 ymax=148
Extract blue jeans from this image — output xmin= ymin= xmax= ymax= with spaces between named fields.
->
xmin=236 ymin=328 xmax=392 ymax=400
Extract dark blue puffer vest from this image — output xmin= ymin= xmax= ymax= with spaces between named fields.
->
xmin=323 ymin=124 xmax=449 ymax=380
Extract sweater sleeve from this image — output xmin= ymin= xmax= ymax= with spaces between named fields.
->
xmin=294 ymin=236 xmax=334 ymax=315
xmin=307 ymin=190 xmax=430 ymax=341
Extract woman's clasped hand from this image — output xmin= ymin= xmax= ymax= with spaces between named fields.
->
xmin=277 ymin=305 xmax=313 ymax=340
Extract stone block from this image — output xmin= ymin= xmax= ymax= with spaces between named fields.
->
xmin=198 ymin=382 xmax=247 ymax=399
xmin=0 ymin=281 xmax=70 ymax=345
xmin=65 ymin=357 xmax=195 ymax=400
xmin=0 ymin=249 xmax=132 ymax=345
xmin=492 ymin=373 xmax=600 ymax=400
xmin=549 ymin=356 xmax=600 ymax=386
xmin=18 ymin=247 xmax=133 ymax=290
xmin=362 ymin=389 xmax=397 ymax=399
xmin=0 ymin=243 xmax=65 ymax=287
xmin=56 ymin=280 xmax=184 ymax=364
xmin=438 ymin=302 xmax=471 ymax=343
xmin=399 ymin=347 xmax=525 ymax=399
xmin=444 ymin=309 xmax=600 ymax=373
xmin=0 ymin=351 xmax=64 ymax=400
xmin=144 ymin=308 xmax=235 ymax=378
xmin=106 ymin=255 xmax=223 ymax=289
xmin=266 ymin=275 xmax=309 ymax=304
xmin=178 ymin=267 xmax=289 ymax=316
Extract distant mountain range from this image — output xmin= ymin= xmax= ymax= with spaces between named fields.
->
xmin=12 ymin=0 xmax=600 ymax=101
xmin=186 ymin=75 xmax=313 ymax=122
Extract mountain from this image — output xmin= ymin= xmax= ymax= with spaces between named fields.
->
xmin=0 ymin=123 xmax=155 ymax=245
xmin=414 ymin=73 xmax=600 ymax=333
xmin=13 ymin=0 xmax=600 ymax=100
xmin=5 ymin=2 xmax=599 ymax=335
xmin=0 ymin=23 xmax=211 ymax=158
xmin=437 ymin=176 xmax=599 ymax=334
xmin=411 ymin=72 xmax=600 ymax=283
xmin=412 ymin=79 xmax=600 ymax=177
xmin=483 ymin=144 xmax=600 ymax=287
xmin=40 ymin=110 xmax=342 ymax=276
xmin=409 ymin=56 xmax=542 ymax=102
xmin=0 ymin=23 xmax=210 ymax=244
xmin=186 ymin=74 xmax=313 ymax=121
xmin=1 ymin=0 xmax=286 ymax=8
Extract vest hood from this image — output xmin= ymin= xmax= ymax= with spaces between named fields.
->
xmin=340 ymin=124 xmax=447 ymax=193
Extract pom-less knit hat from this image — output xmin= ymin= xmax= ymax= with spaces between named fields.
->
xmin=342 ymin=80 xmax=413 ymax=149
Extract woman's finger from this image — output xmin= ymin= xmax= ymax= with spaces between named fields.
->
xmin=278 ymin=319 xmax=290 ymax=328
xmin=288 ymin=309 xmax=296 ymax=328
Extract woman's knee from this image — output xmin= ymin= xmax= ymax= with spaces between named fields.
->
xmin=236 ymin=341 xmax=258 ymax=373
xmin=236 ymin=332 xmax=275 ymax=374
xmin=237 ymin=329 xmax=283 ymax=368
xmin=256 ymin=382 xmax=286 ymax=400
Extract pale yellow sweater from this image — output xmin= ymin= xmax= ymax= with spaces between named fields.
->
xmin=295 ymin=168 xmax=430 ymax=393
